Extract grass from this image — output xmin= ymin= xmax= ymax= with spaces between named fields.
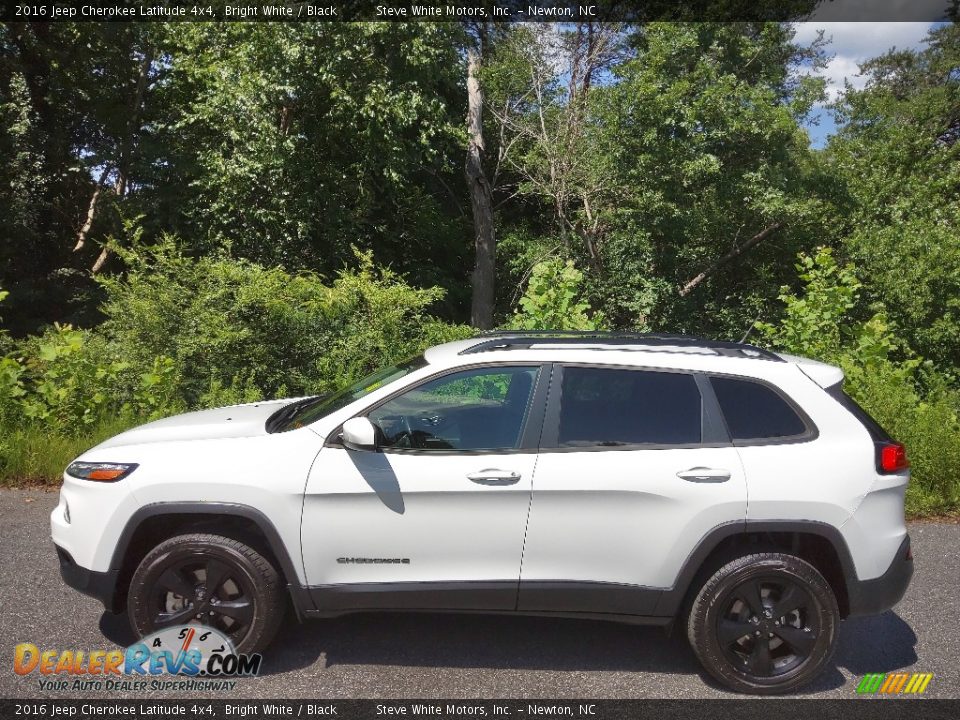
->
xmin=0 ymin=416 xmax=136 ymax=486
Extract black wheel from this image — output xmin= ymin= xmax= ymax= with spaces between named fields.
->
xmin=127 ymin=533 xmax=285 ymax=654
xmin=687 ymin=552 xmax=839 ymax=694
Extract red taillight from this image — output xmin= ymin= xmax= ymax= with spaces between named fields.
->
xmin=879 ymin=442 xmax=909 ymax=473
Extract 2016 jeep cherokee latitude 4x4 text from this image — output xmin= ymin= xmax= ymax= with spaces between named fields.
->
xmin=52 ymin=332 xmax=913 ymax=694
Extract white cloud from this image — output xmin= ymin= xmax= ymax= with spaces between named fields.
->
xmin=793 ymin=22 xmax=935 ymax=102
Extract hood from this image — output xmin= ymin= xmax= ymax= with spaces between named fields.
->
xmin=94 ymin=398 xmax=302 ymax=449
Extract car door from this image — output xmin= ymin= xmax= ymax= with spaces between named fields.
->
xmin=518 ymin=363 xmax=747 ymax=615
xmin=302 ymin=363 xmax=549 ymax=612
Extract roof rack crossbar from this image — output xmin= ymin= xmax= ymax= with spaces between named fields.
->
xmin=459 ymin=332 xmax=783 ymax=362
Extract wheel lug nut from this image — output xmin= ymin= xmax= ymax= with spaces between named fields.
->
xmin=754 ymin=631 xmax=761 ymax=636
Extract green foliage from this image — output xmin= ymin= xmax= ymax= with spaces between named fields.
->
xmin=755 ymin=248 xmax=862 ymax=362
xmin=15 ymin=325 xmax=125 ymax=429
xmin=511 ymin=260 xmax=607 ymax=331
xmin=1 ymin=22 xmax=958 ymax=512
xmin=98 ymin=238 xmax=470 ymax=406
xmin=580 ymin=23 xmax=832 ymax=332
xmin=3 ymin=323 xmax=181 ymax=434
xmin=313 ymin=251 xmax=473 ymax=394
xmin=0 ymin=243 xmax=471 ymax=483
xmin=758 ymin=248 xmax=960 ymax=515
xmin=158 ymin=22 xmax=469 ymax=288
xmin=827 ymin=24 xmax=960 ymax=369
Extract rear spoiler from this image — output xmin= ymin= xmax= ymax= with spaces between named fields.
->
xmin=778 ymin=353 xmax=845 ymax=388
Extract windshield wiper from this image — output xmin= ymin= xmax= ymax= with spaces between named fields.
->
xmin=265 ymin=395 xmax=326 ymax=433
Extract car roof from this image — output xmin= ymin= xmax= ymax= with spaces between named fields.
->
xmin=422 ymin=332 xmax=810 ymax=379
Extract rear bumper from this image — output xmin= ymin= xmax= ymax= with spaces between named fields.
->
xmin=847 ymin=534 xmax=913 ymax=616
xmin=55 ymin=545 xmax=121 ymax=614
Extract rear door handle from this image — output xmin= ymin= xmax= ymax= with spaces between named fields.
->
xmin=677 ymin=467 xmax=731 ymax=483
xmin=467 ymin=469 xmax=521 ymax=486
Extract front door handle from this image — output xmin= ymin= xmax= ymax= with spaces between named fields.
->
xmin=467 ymin=469 xmax=521 ymax=486
xmin=677 ymin=467 xmax=731 ymax=483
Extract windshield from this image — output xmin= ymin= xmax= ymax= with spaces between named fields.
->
xmin=269 ymin=355 xmax=429 ymax=432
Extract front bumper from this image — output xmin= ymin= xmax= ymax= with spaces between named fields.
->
xmin=847 ymin=534 xmax=913 ymax=616
xmin=55 ymin=545 xmax=121 ymax=614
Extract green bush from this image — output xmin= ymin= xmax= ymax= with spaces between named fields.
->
xmin=758 ymin=248 xmax=960 ymax=516
xmin=510 ymin=259 xmax=607 ymax=331
xmin=98 ymin=238 xmax=471 ymax=406
xmin=0 ymin=239 xmax=473 ymax=485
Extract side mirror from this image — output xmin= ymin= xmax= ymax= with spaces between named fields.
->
xmin=342 ymin=417 xmax=378 ymax=452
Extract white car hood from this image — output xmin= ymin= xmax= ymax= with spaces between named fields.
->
xmin=94 ymin=398 xmax=299 ymax=449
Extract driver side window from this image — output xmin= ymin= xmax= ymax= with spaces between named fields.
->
xmin=368 ymin=366 xmax=539 ymax=451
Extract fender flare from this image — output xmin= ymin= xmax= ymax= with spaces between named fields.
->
xmin=109 ymin=502 xmax=315 ymax=615
xmin=654 ymin=519 xmax=858 ymax=617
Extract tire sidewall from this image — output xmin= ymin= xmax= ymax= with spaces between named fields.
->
xmin=127 ymin=536 xmax=280 ymax=655
xmin=691 ymin=555 xmax=839 ymax=694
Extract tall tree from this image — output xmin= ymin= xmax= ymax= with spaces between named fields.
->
xmin=586 ymin=22 xmax=830 ymax=333
xmin=158 ymin=23 xmax=468 ymax=293
xmin=485 ymin=22 xmax=626 ymax=265
xmin=0 ymin=23 xmax=161 ymax=331
xmin=465 ymin=23 xmax=496 ymax=329
xmin=828 ymin=23 xmax=960 ymax=370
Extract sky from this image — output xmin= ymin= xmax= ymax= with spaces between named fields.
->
xmin=792 ymin=22 xmax=938 ymax=148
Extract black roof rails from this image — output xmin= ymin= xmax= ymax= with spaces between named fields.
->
xmin=459 ymin=330 xmax=784 ymax=362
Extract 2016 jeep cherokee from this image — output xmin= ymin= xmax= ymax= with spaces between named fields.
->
xmin=52 ymin=332 xmax=913 ymax=694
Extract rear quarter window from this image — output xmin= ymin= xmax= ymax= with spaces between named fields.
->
xmin=710 ymin=376 xmax=810 ymax=442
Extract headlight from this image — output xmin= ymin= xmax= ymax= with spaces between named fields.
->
xmin=65 ymin=462 xmax=139 ymax=482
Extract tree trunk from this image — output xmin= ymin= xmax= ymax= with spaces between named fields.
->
xmin=74 ymin=166 xmax=111 ymax=252
xmin=465 ymin=39 xmax=496 ymax=330
xmin=92 ymin=45 xmax=154 ymax=274
xmin=679 ymin=222 xmax=783 ymax=297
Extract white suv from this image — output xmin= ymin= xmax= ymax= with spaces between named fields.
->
xmin=51 ymin=332 xmax=913 ymax=694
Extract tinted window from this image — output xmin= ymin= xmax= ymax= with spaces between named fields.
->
xmin=711 ymin=376 xmax=807 ymax=441
xmin=556 ymin=367 xmax=701 ymax=447
xmin=369 ymin=366 xmax=538 ymax=451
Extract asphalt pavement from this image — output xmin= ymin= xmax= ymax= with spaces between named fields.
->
xmin=0 ymin=487 xmax=956 ymax=700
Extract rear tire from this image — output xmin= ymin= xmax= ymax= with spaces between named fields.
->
xmin=687 ymin=552 xmax=839 ymax=694
xmin=127 ymin=533 xmax=285 ymax=654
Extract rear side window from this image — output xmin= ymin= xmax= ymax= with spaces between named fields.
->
xmin=556 ymin=367 xmax=701 ymax=447
xmin=710 ymin=376 xmax=808 ymax=442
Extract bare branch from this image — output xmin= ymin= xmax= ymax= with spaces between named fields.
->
xmin=679 ymin=222 xmax=784 ymax=297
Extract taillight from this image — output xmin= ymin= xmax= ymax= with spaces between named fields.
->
xmin=878 ymin=442 xmax=909 ymax=473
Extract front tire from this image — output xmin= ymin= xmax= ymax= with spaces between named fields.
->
xmin=687 ymin=552 xmax=839 ymax=694
xmin=127 ymin=533 xmax=285 ymax=654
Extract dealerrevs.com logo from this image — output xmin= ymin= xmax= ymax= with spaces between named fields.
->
xmin=856 ymin=672 xmax=934 ymax=695
xmin=14 ymin=625 xmax=261 ymax=692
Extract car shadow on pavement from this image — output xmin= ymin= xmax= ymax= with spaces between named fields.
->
xmin=782 ymin=610 xmax=918 ymax=694
xmin=259 ymin=611 xmax=699 ymax=677
xmin=98 ymin=607 xmax=917 ymax=694
xmin=99 ymin=612 xmax=138 ymax=647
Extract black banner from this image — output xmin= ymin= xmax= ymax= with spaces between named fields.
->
xmin=1 ymin=699 xmax=958 ymax=720
xmin=1 ymin=0 xmax=957 ymax=23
